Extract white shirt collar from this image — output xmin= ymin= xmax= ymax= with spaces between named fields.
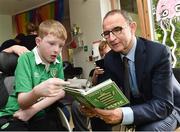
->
xmin=122 ymin=37 xmax=137 ymax=62
xmin=33 ymin=47 xmax=60 ymax=65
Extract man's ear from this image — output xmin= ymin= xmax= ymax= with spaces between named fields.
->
xmin=35 ymin=37 xmax=41 ymax=46
xmin=130 ymin=21 xmax=137 ymax=34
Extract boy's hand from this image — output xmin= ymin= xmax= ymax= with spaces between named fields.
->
xmin=13 ymin=107 xmax=36 ymax=121
xmin=33 ymin=78 xmax=69 ymax=98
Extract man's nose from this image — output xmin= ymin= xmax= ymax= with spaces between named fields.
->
xmin=109 ymin=32 xmax=116 ymax=41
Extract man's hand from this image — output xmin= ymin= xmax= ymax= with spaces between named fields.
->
xmin=95 ymin=108 xmax=123 ymax=124
xmin=80 ymin=105 xmax=97 ymax=118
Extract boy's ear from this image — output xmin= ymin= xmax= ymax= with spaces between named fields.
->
xmin=35 ymin=37 xmax=41 ymax=46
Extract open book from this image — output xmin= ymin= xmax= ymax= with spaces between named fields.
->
xmin=64 ymin=79 xmax=129 ymax=109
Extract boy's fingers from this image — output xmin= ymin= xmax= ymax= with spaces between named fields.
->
xmin=52 ymin=78 xmax=70 ymax=86
xmin=61 ymin=81 xmax=70 ymax=85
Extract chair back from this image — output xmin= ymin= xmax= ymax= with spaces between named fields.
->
xmin=0 ymin=52 xmax=18 ymax=76
xmin=0 ymin=52 xmax=18 ymax=108
xmin=63 ymin=61 xmax=83 ymax=80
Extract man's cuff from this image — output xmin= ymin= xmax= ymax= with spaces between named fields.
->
xmin=121 ymin=107 xmax=134 ymax=125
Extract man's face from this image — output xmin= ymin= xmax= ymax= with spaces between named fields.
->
xmin=102 ymin=13 xmax=136 ymax=54
xmin=36 ymin=34 xmax=65 ymax=63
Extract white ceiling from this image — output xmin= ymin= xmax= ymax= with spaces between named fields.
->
xmin=0 ymin=0 xmax=55 ymax=15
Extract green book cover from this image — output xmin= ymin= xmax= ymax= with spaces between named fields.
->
xmin=64 ymin=87 xmax=93 ymax=107
xmin=64 ymin=79 xmax=129 ymax=109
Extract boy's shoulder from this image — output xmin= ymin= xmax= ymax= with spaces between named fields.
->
xmin=56 ymin=55 xmax=62 ymax=62
xmin=18 ymin=51 xmax=35 ymax=62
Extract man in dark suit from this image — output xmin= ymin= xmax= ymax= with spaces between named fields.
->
xmin=81 ymin=9 xmax=180 ymax=131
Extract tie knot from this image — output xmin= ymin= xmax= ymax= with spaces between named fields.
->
xmin=123 ymin=57 xmax=129 ymax=63
xmin=123 ymin=57 xmax=129 ymax=69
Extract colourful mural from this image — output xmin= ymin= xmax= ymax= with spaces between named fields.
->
xmin=14 ymin=0 xmax=64 ymax=34
xmin=156 ymin=0 xmax=180 ymax=67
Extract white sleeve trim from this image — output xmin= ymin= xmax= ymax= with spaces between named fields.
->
xmin=121 ymin=107 xmax=134 ymax=125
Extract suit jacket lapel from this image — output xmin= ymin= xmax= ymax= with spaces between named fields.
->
xmin=113 ymin=52 xmax=124 ymax=87
xmin=135 ymin=38 xmax=146 ymax=90
xmin=107 ymin=51 xmax=124 ymax=89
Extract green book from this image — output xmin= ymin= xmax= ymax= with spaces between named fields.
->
xmin=64 ymin=79 xmax=129 ymax=109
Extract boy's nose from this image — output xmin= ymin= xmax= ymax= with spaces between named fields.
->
xmin=54 ymin=46 xmax=62 ymax=53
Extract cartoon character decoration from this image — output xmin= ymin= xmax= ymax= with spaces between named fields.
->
xmin=156 ymin=0 xmax=180 ymax=67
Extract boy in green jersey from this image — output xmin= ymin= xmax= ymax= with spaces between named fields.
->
xmin=0 ymin=20 xmax=70 ymax=131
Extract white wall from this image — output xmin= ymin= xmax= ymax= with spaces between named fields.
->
xmin=69 ymin=0 xmax=110 ymax=79
xmin=100 ymin=0 xmax=111 ymax=22
xmin=0 ymin=15 xmax=13 ymax=44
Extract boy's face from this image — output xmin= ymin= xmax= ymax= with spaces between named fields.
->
xmin=36 ymin=34 xmax=65 ymax=63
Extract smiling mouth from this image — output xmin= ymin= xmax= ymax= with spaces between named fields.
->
xmin=111 ymin=43 xmax=119 ymax=47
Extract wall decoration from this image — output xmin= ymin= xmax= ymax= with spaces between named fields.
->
xmin=14 ymin=0 xmax=64 ymax=34
xmin=154 ymin=0 xmax=180 ymax=67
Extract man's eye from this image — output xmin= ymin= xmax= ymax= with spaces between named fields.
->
xmin=103 ymin=31 xmax=110 ymax=36
xmin=112 ymin=27 xmax=123 ymax=32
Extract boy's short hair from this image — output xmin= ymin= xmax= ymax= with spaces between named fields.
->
xmin=38 ymin=19 xmax=67 ymax=40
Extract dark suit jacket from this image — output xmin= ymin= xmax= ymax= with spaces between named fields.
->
xmin=104 ymin=37 xmax=176 ymax=126
xmin=172 ymin=74 xmax=180 ymax=124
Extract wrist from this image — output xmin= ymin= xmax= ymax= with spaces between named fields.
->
xmin=93 ymin=73 xmax=98 ymax=78
xmin=32 ymin=86 xmax=41 ymax=100
xmin=30 ymin=106 xmax=37 ymax=113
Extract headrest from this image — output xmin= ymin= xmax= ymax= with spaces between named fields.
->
xmin=0 ymin=52 xmax=18 ymax=76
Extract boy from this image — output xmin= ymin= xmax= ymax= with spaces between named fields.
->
xmin=0 ymin=19 xmax=70 ymax=131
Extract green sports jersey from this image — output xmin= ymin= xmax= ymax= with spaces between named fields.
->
xmin=0 ymin=50 xmax=64 ymax=117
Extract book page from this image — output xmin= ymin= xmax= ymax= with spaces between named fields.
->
xmin=64 ymin=86 xmax=86 ymax=94
xmin=85 ymin=79 xmax=112 ymax=95
xmin=67 ymin=78 xmax=90 ymax=89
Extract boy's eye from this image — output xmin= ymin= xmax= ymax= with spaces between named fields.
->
xmin=49 ymin=42 xmax=55 ymax=45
